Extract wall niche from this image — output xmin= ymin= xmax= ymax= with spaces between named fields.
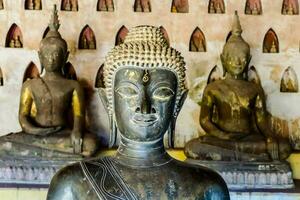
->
xmin=245 ymin=0 xmax=262 ymax=15
xmin=159 ymin=26 xmax=170 ymax=45
xmin=171 ymin=0 xmax=189 ymax=13
xmin=207 ymin=65 xmax=221 ymax=84
xmin=95 ymin=64 xmax=104 ymax=88
xmin=115 ymin=26 xmax=129 ymax=45
xmin=189 ymin=27 xmax=206 ymax=52
xmin=280 ymin=66 xmax=298 ymax=92
xmin=61 ymin=0 xmax=78 ymax=11
xmin=23 ymin=62 xmax=39 ymax=83
xmin=282 ymin=0 xmax=299 ymax=15
xmin=248 ymin=66 xmax=261 ymax=85
xmin=134 ymin=0 xmax=151 ymax=12
xmin=6 ymin=24 xmax=23 ymax=48
xmin=208 ymin=0 xmax=225 ymax=14
xmin=97 ymin=0 xmax=114 ymax=11
xmin=0 ymin=0 xmax=4 ymax=10
xmin=263 ymin=28 xmax=279 ymax=53
xmin=25 ymin=0 xmax=42 ymax=10
xmin=63 ymin=62 xmax=77 ymax=80
xmin=78 ymin=25 xmax=96 ymax=50
xmin=0 ymin=67 xmax=3 ymax=86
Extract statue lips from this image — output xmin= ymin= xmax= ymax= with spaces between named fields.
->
xmin=131 ymin=113 xmax=158 ymax=127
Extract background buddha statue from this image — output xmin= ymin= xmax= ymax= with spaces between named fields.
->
xmin=184 ymin=11 xmax=291 ymax=162
xmin=0 ymin=5 xmax=98 ymax=158
xmin=47 ymin=26 xmax=230 ymax=200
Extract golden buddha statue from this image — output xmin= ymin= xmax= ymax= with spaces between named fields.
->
xmin=47 ymin=25 xmax=230 ymax=200
xmin=184 ymin=11 xmax=291 ymax=162
xmin=0 ymin=5 xmax=98 ymax=158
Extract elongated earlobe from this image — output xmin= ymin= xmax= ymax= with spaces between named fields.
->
xmin=109 ymin=115 xmax=117 ymax=148
xmin=168 ymin=117 xmax=176 ymax=148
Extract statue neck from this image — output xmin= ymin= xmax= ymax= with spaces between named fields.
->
xmin=44 ymin=71 xmax=64 ymax=79
xmin=225 ymin=72 xmax=244 ymax=80
xmin=116 ymin=135 xmax=172 ymax=168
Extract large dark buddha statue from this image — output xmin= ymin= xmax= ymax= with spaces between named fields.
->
xmin=47 ymin=26 xmax=229 ymax=200
xmin=185 ymin=12 xmax=291 ymax=162
xmin=0 ymin=5 xmax=98 ymax=158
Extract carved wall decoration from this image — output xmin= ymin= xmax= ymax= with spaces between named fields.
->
xmin=282 ymin=0 xmax=299 ymax=15
xmin=97 ymin=0 xmax=114 ymax=11
xmin=0 ymin=0 xmax=4 ymax=10
xmin=42 ymin=27 xmax=50 ymax=39
xmin=63 ymin=62 xmax=77 ymax=80
xmin=0 ymin=67 xmax=3 ymax=86
xmin=25 ymin=0 xmax=42 ymax=10
xmin=171 ymin=0 xmax=189 ymax=13
xmin=248 ymin=66 xmax=261 ymax=85
xmin=159 ymin=26 xmax=170 ymax=45
xmin=263 ymin=28 xmax=279 ymax=53
xmin=23 ymin=62 xmax=40 ymax=83
xmin=207 ymin=65 xmax=221 ymax=84
xmin=95 ymin=64 xmax=105 ymax=88
xmin=134 ymin=0 xmax=151 ymax=12
xmin=189 ymin=27 xmax=206 ymax=52
xmin=245 ymin=0 xmax=262 ymax=15
xmin=61 ymin=0 xmax=78 ymax=11
xmin=115 ymin=26 xmax=129 ymax=45
xmin=5 ymin=24 xmax=23 ymax=48
xmin=208 ymin=0 xmax=225 ymax=14
xmin=280 ymin=66 xmax=298 ymax=92
xmin=78 ymin=25 xmax=96 ymax=49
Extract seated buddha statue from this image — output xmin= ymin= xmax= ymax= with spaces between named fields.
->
xmin=184 ymin=11 xmax=291 ymax=162
xmin=47 ymin=26 xmax=230 ymax=200
xmin=0 ymin=5 xmax=98 ymax=158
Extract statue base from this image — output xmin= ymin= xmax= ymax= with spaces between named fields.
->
xmin=0 ymin=157 xmax=81 ymax=187
xmin=186 ymin=159 xmax=294 ymax=190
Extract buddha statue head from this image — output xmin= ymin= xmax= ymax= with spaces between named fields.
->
xmin=38 ymin=5 xmax=68 ymax=73
xmin=101 ymin=26 xmax=188 ymax=147
xmin=221 ymin=11 xmax=251 ymax=78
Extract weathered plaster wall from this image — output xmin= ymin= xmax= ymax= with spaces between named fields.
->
xmin=0 ymin=0 xmax=300 ymax=148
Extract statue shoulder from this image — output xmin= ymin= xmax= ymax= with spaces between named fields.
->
xmin=47 ymin=162 xmax=85 ymax=200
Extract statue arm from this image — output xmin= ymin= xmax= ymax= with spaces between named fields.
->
xmin=200 ymin=90 xmax=229 ymax=140
xmin=19 ymin=85 xmax=60 ymax=135
xmin=71 ymin=84 xmax=85 ymax=153
xmin=254 ymin=88 xmax=279 ymax=160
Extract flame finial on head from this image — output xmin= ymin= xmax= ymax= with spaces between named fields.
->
xmin=232 ymin=10 xmax=242 ymax=36
xmin=49 ymin=4 xmax=60 ymax=32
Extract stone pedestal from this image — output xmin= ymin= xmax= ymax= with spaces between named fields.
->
xmin=0 ymin=158 xmax=79 ymax=187
xmin=186 ymin=159 xmax=294 ymax=190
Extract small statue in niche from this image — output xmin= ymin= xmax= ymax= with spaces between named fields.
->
xmin=263 ymin=29 xmax=279 ymax=53
xmin=190 ymin=28 xmax=206 ymax=52
xmin=115 ymin=26 xmax=128 ymax=45
xmin=97 ymin=0 xmax=114 ymax=11
xmin=8 ymin=30 xmax=23 ymax=48
xmin=209 ymin=0 xmax=225 ymax=14
xmin=184 ymin=11 xmax=291 ymax=162
xmin=34 ymin=0 xmax=41 ymax=10
xmin=134 ymin=0 xmax=151 ymax=12
xmin=282 ymin=0 xmax=299 ymax=15
xmin=281 ymin=66 xmax=299 ymax=92
xmin=47 ymin=25 xmax=230 ymax=200
xmin=62 ymin=0 xmax=77 ymax=11
xmin=171 ymin=0 xmax=189 ymax=13
xmin=26 ymin=0 xmax=41 ymax=10
xmin=245 ymin=0 xmax=262 ymax=15
xmin=79 ymin=26 xmax=96 ymax=50
xmin=0 ymin=5 xmax=99 ymax=158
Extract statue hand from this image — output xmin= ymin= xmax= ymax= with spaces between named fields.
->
xmin=266 ymin=137 xmax=279 ymax=160
xmin=71 ymin=132 xmax=82 ymax=154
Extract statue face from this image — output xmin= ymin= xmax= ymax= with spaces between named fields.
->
xmin=114 ymin=68 xmax=177 ymax=142
xmin=222 ymin=51 xmax=249 ymax=77
xmin=39 ymin=42 xmax=66 ymax=72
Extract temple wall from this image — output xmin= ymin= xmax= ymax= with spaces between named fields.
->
xmin=0 ymin=0 xmax=300 ymax=149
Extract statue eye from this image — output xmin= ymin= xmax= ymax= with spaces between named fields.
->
xmin=116 ymin=86 xmax=138 ymax=98
xmin=153 ymin=87 xmax=174 ymax=100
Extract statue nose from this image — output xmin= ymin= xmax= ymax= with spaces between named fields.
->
xmin=141 ymin=96 xmax=151 ymax=114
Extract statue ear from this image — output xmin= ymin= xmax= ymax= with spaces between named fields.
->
xmin=177 ymin=89 xmax=188 ymax=113
xmin=220 ymin=54 xmax=227 ymax=77
xmin=65 ymin=51 xmax=70 ymax=63
xmin=168 ymin=89 xmax=188 ymax=148
xmin=38 ymin=51 xmax=44 ymax=74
